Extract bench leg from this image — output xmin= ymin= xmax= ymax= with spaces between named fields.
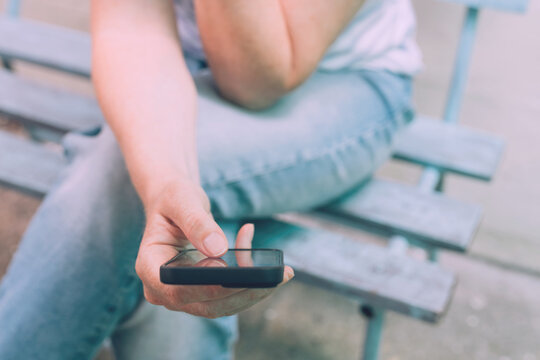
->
xmin=3 ymin=0 xmax=21 ymax=70
xmin=435 ymin=173 xmax=445 ymax=192
xmin=7 ymin=0 xmax=22 ymax=17
xmin=427 ymin=248 xmax=439 ymax=262
xmin=360 ymin=305 xmax=385 ymax=360
xmin=1 ymin=58 xmax=13 ymax=71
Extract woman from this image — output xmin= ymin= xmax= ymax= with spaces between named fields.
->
xmin=0 ymin=0 xmax=420 ymax=359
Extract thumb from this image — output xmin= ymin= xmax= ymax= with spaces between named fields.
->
xmin=164 ymin=184 xmax=228 ymax=257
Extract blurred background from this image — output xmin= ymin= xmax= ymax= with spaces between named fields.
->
xmin=0 ymin=0 xmax=539 ymax=359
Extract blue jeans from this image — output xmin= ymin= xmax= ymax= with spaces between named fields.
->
xmin=0 ymin=68 xmax=412 ymax=360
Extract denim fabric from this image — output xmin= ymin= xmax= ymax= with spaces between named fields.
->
xmin=0 ymin=69 xmax=412 ymax=360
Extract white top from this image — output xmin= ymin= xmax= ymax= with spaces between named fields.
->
xmin=174 ymin=0 xmax=422 ymax=76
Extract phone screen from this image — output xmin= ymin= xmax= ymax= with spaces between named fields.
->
xmin=163 ymin=249 xmax=283 ymax=269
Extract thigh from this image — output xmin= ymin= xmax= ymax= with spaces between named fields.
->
xmin=113 ymin=301 xmax=238 ymax=360
xmin=0 ymin=127 xmax=145 ymax=360
xmin=195 ymin=69 xmax=413 ymax=219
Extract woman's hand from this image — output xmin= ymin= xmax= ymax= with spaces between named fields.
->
xmin=135 ymin=179 xmax=294 ymax=318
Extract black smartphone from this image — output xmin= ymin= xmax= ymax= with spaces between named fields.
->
xmin=160 ymin=248 xmax=284 ymax=288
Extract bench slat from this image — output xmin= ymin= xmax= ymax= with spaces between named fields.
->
xmin=253 ymin=219 xmax=456 ymax=322
xmin=0 ymin=69 xmax=103 ymax=134
xmin=392 ymin=116 xmax=504 ymax=181
xmin=0 ymin=16 xmax=91 ymax=77
xmin=318 ymin=179 xmax=482 ymax=252
xmin=0 ymin=131 xmax=65 ymax=197
xmin=439 ymin=0 xmax=528 ymax=12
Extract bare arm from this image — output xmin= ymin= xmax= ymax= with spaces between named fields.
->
xmin=91 ymin=0 xmax=293 ymax=317
xmin=92 ymin=0 xmax=198 ymax=200
xmin=195 ymin=0 xmax=365 ymax=109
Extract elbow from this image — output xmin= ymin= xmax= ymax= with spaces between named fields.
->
xmin=221 ymin=83 xmax=290 ymax=111
xmin=225 ymin=90 xmax=285 ymax=111
xmin=216 ymin=70 xmax=302 ymax=111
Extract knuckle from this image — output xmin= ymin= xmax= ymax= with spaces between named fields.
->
xmin=180 ymin=306 xmax=201 ymax=317
xmin=249 ymin=291 xmax=263 ymax=302
xmin=161 ymin=286 xmax=187 ymax=307
xmin=203 ymin=310 xmax=219 ymax=319
xmin=223 ymin=310 xmax=237 ymax=318
xmin=204 ymin=286 xmax=221 ymax=299
xmin=134 ymin=260 xmax=148 ymax=283
xmin=163 ymin=303 xmax=182 ymax=312
xmin=143 ymin=288 xmax=161 ymax=306
xmin=190 ymin=304 xmax=218 ymax=319
xmin=134 ymin=258 xmax=144 ymax=278
xmin=161 ymin=284 xmax=176 ymax=298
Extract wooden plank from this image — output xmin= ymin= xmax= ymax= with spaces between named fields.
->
xmin=0 ymin=69 xmax=103 ymax=135
xmin=438 ymin=0 xmax=529 ymax=12
xmin=0 ymin=131 xmax=66 ymax=197
xmin=392 ymin=116 xmax=505 ymax=181
xmin=318 ymin=178 xmax=482 ymax=252
xmin=253 ymin=219 xmax=456 ymax=322
xmin=0 ymin=16 xmax=91 ymax=76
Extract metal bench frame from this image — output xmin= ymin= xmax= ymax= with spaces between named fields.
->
xmin=334 ymin=3 xmax=526 ymax=357
xmin=0 ymin=0 xmax=528 ymax=359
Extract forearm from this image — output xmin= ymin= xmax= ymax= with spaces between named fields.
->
xmin=92 ymin=0 xmax=199 ymax=205
xmin=195 ymin=1 xmax=292 ymax=108
xmin=195 ymin=0 xmax=363 ymax=109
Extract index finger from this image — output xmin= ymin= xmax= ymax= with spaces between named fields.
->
xmin=163 ymin=182 xmax=228 ymax=257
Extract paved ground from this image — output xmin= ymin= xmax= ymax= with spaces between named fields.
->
xmin=237 ymin=253 xmax=540 ymax=360
xmin=1 ymin=0 xmax=539 ymax=359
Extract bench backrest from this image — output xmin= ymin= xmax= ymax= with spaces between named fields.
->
xmin=440 ymin=0 xmax=528 ymax=12
xmin=433 ymin=0 xmax=529 ymax=123
xmin=4 ymin=0 xmax=529 ymax=126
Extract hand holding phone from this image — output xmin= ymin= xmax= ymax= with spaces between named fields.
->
xmin=161 ymin=248 xmax=285 ymax=288
xmin=139 ymin=222 xmax=294 ymax=318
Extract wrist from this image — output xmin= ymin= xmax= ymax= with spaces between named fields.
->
xmin=118 ymin=140 xmax=200 ymax=208
xmin=137 ymin=170 xmax=200 ymax=209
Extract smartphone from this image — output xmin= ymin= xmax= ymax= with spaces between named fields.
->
xmin=160 ymin=249 xmax=284 ymax=288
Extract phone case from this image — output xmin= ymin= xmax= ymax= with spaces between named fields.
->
xmin=160 ymin=249 xmax=284 ymax=288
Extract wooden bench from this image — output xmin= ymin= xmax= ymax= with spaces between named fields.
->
xmin=0 ymin=0 xmax=528 ymax=359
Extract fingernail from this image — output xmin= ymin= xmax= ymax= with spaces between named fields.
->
xmin=203 ymin=232 xmax=228 ymax=256
xmin=286 ymin=268 xmax=295 ymax=281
